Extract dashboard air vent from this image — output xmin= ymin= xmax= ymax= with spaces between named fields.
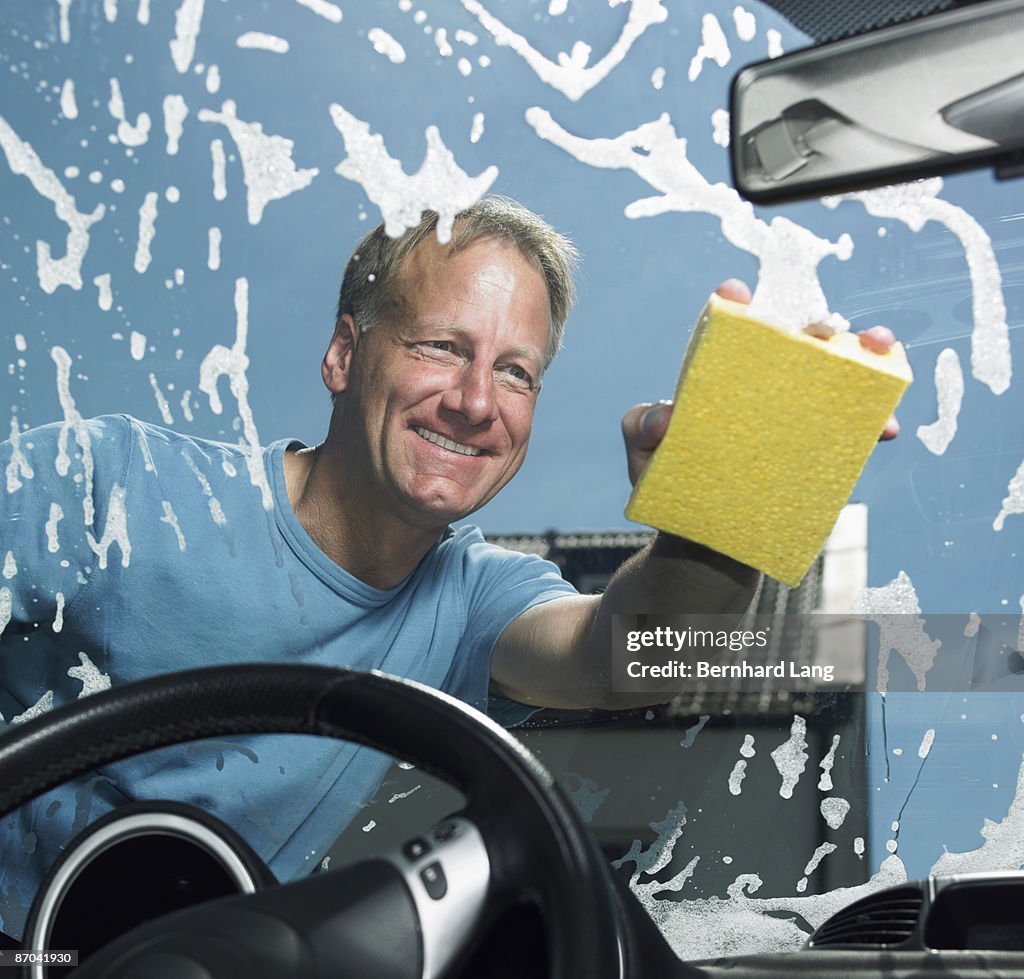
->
xmin=809 ymin=886 xmax=924 ymax=948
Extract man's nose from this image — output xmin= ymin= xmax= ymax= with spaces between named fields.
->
xmin=442 ymin=362 xmax=499 ymax=425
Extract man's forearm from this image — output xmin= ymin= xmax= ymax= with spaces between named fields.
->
xmin=599 ymin=533 xmax=762 ymax=616
xmin=583 ymin=534 xmax=762 ymax=708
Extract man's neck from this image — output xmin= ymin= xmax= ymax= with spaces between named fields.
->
xmin=282 ymin=441 xmax=442 ymax=590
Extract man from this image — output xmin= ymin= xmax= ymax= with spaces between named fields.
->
xmin=0 ymin=196 xmax=893 ymax=935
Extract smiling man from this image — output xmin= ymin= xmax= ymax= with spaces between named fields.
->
xmin=0 ymin=196 xmax=888 ymax=936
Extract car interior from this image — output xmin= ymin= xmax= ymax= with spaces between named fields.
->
xmin=1 ymin=0 xmax=1023 ymax=975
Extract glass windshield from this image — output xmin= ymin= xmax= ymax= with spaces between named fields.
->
xmin=1 ymin=0 xmax=1022 ymax=960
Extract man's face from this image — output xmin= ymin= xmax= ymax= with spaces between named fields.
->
xmin=333 ymin=234 xmax=552 ymax=533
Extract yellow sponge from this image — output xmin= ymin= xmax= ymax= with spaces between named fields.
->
xmin=625 ymin=294 xmax=913 ymax=587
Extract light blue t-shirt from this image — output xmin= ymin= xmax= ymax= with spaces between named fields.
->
xmin=0 ymin=415 xmax=576 ymax=935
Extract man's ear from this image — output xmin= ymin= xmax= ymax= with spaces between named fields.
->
xmin=322 ymin=313 xmax=360 ymax=395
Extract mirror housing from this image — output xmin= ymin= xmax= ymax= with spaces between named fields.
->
xmin=730 ymin=0 xmax=1024 ymax=204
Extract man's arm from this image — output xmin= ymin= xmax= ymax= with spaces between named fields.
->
xmin=489 ymin=534 xmax=760 ymax=710
xmin=490 ymin=280 xmax=898 ymax=711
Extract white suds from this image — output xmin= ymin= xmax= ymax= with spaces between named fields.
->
xmin=210 ymin=137 xmax=227 ymax=200
xmin=130 ymin=330 xmax=147 ymax=360
xmin=766 ymin=28 xmax=783 ymax=57
xmin=68 ymin=652 xmax=111 ymax=697
xmin=2 ymin=552 xmax=16 ymax=579
xmin=170 ymin=0 xmax=205 ymax=73
xmin=994 ymin=456 xmax=1024 ymax=532
xmin=459 ymin=0 xmax=668 ymax=101
xmin=800 ymin=842 xmax=838 ymax=884
xmin=330 ymin=102 xmax=497 ymax=243
xmin=817 ymin=734 xmax=841 ymax=791
xmin=13 ymin=691 xmax=55 ymax=725
xmin=613 ymin=801 xmax=689 ymax=884
xmin=825 ymin=180 xmax=1010 ymax=395
xmin=104 ymin=0 xmax=117 ymax=22
xmin=0 ymin=114 xmax=105 ymax=293
xmin=711 ymin=107 xmax=730 ymax=147
xmin=57 ymin=0 xmax=74 ymax=43
xmin=180 ymin=389 xmax=194 ymax=422
xmin=45 ymin=503 xmax=64 ymax=552
xmin=183 ymin=452 xmax=228 ymax=527
xmin=134 ymin=191 xmax=159 ymax=273
xmin=457 ymin=57 xmax=472 ymax=77
xmin=916 ymin=348 xmax=963 ymax=455
xmin=208 ymin=226 xmax=222 ymax=269
xmin=388 ymin=785 xmax=422 ymax=803
xmin=771 ymin=716 xmax=809 ymax=799
xmin=51 ymin=346 xmax=96 ymax=526
xmin=205 ymin=64 xmax=221 ymax=93
xmin=60 ymin=78 xmax=78 ymax=119
xmin=651 ymin=66 xmax=665 ymax=89
xmin=160 ymin=500 xmax=186 ymax=550
xmin=53 ymin=592 xmax=65 ymax=632
xmin=163 ymin=94 xmax=188 ymax=155
xmin=236 ymin=32 xmax=290 ymax=54
xmin=108 ymin=78 xmax=151 ymax=147
xmin=728 ymin=759 xmax=747 ymax=795
xmin=149 ymin=372 xmax=174 ymax=424
xmin=198 ymin=101 xmax=318 ymax=224
xmin=853 ymin=571 xmax=941 ymax=692
xmin=688 ymin=13 xmax=730 ymax=81
xmin=820 ymin=797 xmax=851 ymax=830
xmin=295 ymin=0 xmax=343 ymax=22
xmin=733 ymin=6 xmax=756 ymax=41
xmin=740 ymin=734 xmax=756 ymax=757
xmin=918 ymin=728 xmax=936 ymax=759
xmin=198 ymin=278 xmax=273 ymax=508
xmin=526 ymin=108 xmax=851 ymax=330
xmin=93 ymin=272 xmax=113 ymax=311
xmin=964 ymin=612 xmax=981 ymax=637
xmin=434 ymin=28 xmax=453 ymax=57
xmin=138 ymin=0 xmax=150 ymax=23
xmin=470 ymin=112 xmax=484 ymax=144
xmin=368 ymin=27 xmax=406 ymax=64
xmin=933 ymin=753 xmax=1024 ymax=875
xmin=548 ymin=0 xmax=568 ymax=13
xmin=86 ymin=484 xmax=131 ymax=569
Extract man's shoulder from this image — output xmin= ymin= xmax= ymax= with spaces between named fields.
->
xmin=439 ymin=523 xmax=569 ymax=580
xmin=8 ymin=414 xmax=271 ymax=492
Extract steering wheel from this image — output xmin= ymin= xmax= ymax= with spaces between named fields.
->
xmin=0 ymin=665 xmax=652 ymax=978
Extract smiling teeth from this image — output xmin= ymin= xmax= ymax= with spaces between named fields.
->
xmin=414 ymin=427 xmax=482 ymax=456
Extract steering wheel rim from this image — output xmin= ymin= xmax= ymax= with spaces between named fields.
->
xmin=0 ymin=664 xmax=625 ymax=978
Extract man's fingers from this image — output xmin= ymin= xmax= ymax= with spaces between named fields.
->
xmin=880 ymin=414 xmax=900 ymax=441
xmin=714 ymin=278 xmax=752 ymax=304
xmin=857 ymin=325 xmax=895 ymax=354
xmin=622 ymin=401 xmax=673 ymax=450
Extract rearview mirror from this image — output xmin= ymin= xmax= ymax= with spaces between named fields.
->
xmin=729 ymin=0 xmax=1024 ymax=204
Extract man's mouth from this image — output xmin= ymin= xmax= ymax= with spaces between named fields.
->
xmin=413 ymin=426 xmax=483 ymax=457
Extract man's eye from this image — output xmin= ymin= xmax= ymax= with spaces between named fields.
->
xmin=498 ymin=364 xmax=534 ymax=389
xmin=425 ymin=340 xmax=454 ymax=352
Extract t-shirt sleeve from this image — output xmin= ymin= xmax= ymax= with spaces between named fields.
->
xmin=446 ymin=528 xmax=578 ymax=727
